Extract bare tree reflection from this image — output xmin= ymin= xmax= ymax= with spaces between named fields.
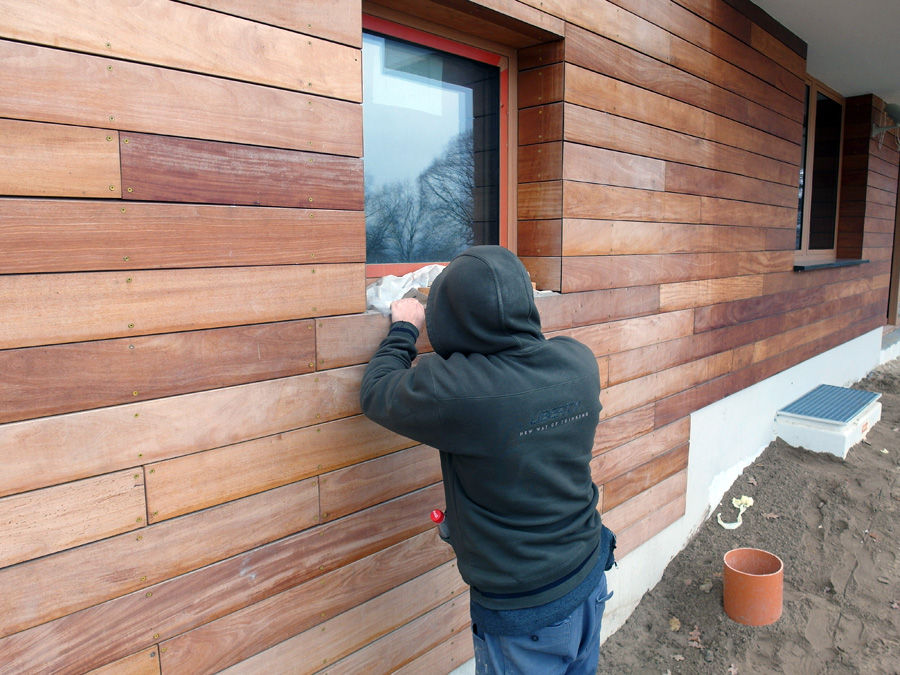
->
xmin=366 ymin=130 xmax=476 ymax=263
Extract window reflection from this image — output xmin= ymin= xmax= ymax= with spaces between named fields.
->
xmin=363 ymin=31 xmax=500 ymax=265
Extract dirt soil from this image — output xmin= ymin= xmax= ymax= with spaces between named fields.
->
xmin=598 ymin=359 xmax=900 ymax=675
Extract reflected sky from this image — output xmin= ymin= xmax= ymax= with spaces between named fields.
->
xmin=362 ymin=32 xmax=473 ymax=188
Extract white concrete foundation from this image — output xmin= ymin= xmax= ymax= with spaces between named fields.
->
xmin=451 ymin=327 xmax=885 ymax=674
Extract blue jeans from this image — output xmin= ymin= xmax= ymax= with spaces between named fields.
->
xmin=472 ymin=573 xmax=612 ymax=675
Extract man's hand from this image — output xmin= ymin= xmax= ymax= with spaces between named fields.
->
xmin=390 ymin=298 xmax=426 ymax=331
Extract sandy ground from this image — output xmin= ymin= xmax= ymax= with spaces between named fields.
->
xmin=598 ymin=359 xmax=900 ymax=674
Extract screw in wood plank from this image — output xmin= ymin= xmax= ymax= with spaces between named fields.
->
xmin=136 ymin=517 xmax=143 ymax=523
xmin=127 ymin=187 xmax=134 ymax=193
xmin=126 ymin=277 xmax=132 ymax=283
xmin=106 ymin=135 xmax=113 ymax=141
xmin=136 ymin=535 xmax=143 ymax=541
xmin=152 ymin=632 xmax=158 ymax=638
xmin=123 ymin=255 xmax=129 ymax=261
xmin=123 ymin=138 xmax=129 ymax=143
xmin=107 ymin=65 xmax=112 ymax=71
xmin=108 ymin=185 xmax=116 ymax=191
xmin=133 ymin=391 xmax=138 ymax=396
xmin=128 ymin=323 xmax=134 ymax=328
xmin=109 ymin=115 xmax=115 ymax=121
xmin=140 ymin=576 xmax=146 ymax=582
xmin=129 ymin=344 xmax=134 ymax=349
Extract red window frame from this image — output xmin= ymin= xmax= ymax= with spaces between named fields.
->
xmin=362 ymin=14 xmax=509 ymax=279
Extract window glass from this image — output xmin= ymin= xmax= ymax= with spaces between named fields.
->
xmin=807 ymin=92 xmax=842 ymax=250
xmin=362 ymin=30 xmax=500 ymax=265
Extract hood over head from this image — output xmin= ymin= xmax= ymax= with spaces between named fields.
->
xmin=425 ymin=246 xmax=543 ymax=357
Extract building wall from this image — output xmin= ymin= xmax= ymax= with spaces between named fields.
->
xmin=0 ymin=0 xmax=897 ymax=673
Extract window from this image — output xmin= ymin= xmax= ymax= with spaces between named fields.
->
xmin=796 ymin=79 xmax=845 ymax=260
xmin=362 ymin=15 xmax=508 ymax=276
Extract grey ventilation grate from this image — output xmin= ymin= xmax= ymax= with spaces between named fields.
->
xmin=779 ymin=385 xmax=880 ymax=425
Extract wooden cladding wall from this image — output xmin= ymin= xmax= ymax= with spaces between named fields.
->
xmin=515 ymin=0 xmax=895 ymax=580
xmin=0 ymin=1 xmax=897 ymax=674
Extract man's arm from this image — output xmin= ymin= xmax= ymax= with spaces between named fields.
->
xmin=359 ymin=299 xmax=436 ymax=441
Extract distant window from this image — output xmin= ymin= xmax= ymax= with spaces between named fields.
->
xmin=362 ymin=16 xmax=505 ymax=276
xmin=796 ymin=80 xmax=844 ymax=259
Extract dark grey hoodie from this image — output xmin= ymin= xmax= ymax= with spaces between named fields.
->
xmin=360 ymin=246 xmax=605 ymax=611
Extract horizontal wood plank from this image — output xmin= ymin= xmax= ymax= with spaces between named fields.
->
xmin=0 ymin=470 xmax=145 ymax=568
xmin=0 ymin=321 xmax=315 ymax=424
xmin=0 ymin=40 xmax=361 ymax=155
xmin=665 ymin=163 xmax=798 ymax=207
xmin=536 ymin=286 xmax=660 ymax=331
xmin=518 ymin=219 xmax=562 ymax=256
xmin=159 ymin=530 xmax=453 ymax=675
xmin=0 ymin=0 xmax=361 ymax=101
xmin=520 ymin=255 xmax=561 ymax=291
xmin=659 ymin=274 xmax=765 ymax=311
xmin=119 ymin=133 xmax=363 ymax=209
xmin=316 ymin=592 xmax=470 ymax=675
xmin=0 ymin=485 xmax=442 ymax=672
xmin=0 ymin=199 xmax=364 ymax=273
xmin=518 ymin=102 xmax=563 ymax=145
xmin=563 ymin=104 xmax=799 ymax=185
xmin=180 ymin=0 xmax=362 ymax=47
xmin=518 ymin=181 xmax=562 ymax=219
xmin=563 ymin=219 xmax=766 ymax=256
xmin=561 ymin=252 xmax=790 ymax=292
xmin=87 ymin=647 xmax=160 ymax=675
xmin=602 ymin=469 xmax=687 ymax=534
xmin=560 ymin=310 xmax=694 ymax=357
xmin=518 ymin=141 xmax=562 ymax=183
xmin=564 ymin=142 xmax=666 ymax=190
xmin=0 ymin=481 xmax=319 ymax=637
xmin=392 ymin=627 xmax=474 ymax=675
xmin=0 ymin=366 xmax=364 ymax=498
xmin=564 ymin=63 xmax=799 ymax=164
xmin=591 ymin=417 xmax=690 ymax=484
xmin=593 ymin=404 xmax=656 ymax=455
xmin=518 ymin=63 xmax=564 ymax=108
xmin=614 ymin=492 xmax=685 ymax=558
xmin=602 ymin=443 xmax=690 ymax=511
xmin=319 ymin=445 xmax=442 ymax=521
xmin=0 ymin=118 xmax=120 ymax=198
xmin=600 ymin=351 xmax=733 ymax=417
xmin=146 ymin=415 xmax=415 ymax=522
xmin=220 ymin=563 xmax=467 ymax=675
xmin=564 ymin=182 xmax=701 ymax=223
xmin=0 ymin=263 xmax=365 ymax=349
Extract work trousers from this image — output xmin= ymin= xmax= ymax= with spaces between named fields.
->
xmin=472 ymin=572 xmax=612 ymax=675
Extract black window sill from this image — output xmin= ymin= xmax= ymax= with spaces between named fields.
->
xmin=793 ymin=259 xmax=869 ymax=272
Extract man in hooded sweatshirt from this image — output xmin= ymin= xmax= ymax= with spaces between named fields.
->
xmin=360 ymin=245 xmax=616 ymax=674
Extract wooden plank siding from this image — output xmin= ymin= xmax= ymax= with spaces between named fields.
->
xmin=0 ymin=0 xmax=897 ymax=672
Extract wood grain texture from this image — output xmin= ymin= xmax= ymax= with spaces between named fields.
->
xmin=520 ymin=255 xmax=561 ymax=291
xmin=315 ymin=593 xmax=470 ymax=675
xmin=0 ymin=366 xmax=364 ymax=498
xmin=119 ymin=133 xmax=363 ymax=209
xmin=564 ymin=142 xmax=666 ymax=190
xmin=0 ymin=263 xmax=364 ymax=350
xmin=614 ymin=491 xmax=685 ymax=558
xmin=146 ymin=414 xmax=415 ymax=522
xmin=0 ymin=321 xmax=315 ymax=424
xmin=591 ymin=417 xmax=689 ymax=484
xmin=561 ymin=252 xmax=791 ymax=293
xmin=0 ymin=199 xmax=364 ymax=273
xmin=518 ymin=63 xmax=564 ymax=108
xmin=565 ymin=22 xmax=802 ymax=133
xmin=564 ymin=63 xmax=799 ymax=164
xmin=159 ymin=530 xmax=453 ymax=675
xmin=602 ymin=443 xmax=690 ymax=511
xmin=86 ymin=648 xmax=160 ymax=675
xmin=518 ymin=219 xmax=562 ymax=256
xmin=564 ymin=182 xmax=701 ymax=223
xmin=0 ymin=470 xmax=145 ymax=568
xmin=536 ymin=286 xmax=659 ymax=331
xmin=563 ymin=219 xmax=767 ymax=256
xmin=0 ymin=481 xmax=319 ymax=637
xmin=666 ymin=163 xmax=799 ymax=207
xmin=560 ymin=310 xmax=694 ymax=357
xmin=518 ymin=141 xmax=563 ymax=183
xmin=0 ymin=40 xmax=361 ymax=155
xmin=0 ymin=119 xmax=120 ymax=198
xmin=0 ymin=485 xmax=442 ymax=673
xmin=518 ymin=181 xmax=562 ymax=219
xmin=518 ymin=102 xmax=563 ymax=144
xmin=0 ymin=0 xmax=361 ymax=101
xmin=593 ymin=404 xmax=656 ymax=455
xmin=218 ymin=563 xmax=466 ymax=675
xmin=319 ymin=444 xmax=442 ymax=521
xmin=602 ymin=468 xmax=687 ymax=534
xmin=600 ymin=351 xmax=733 ymax=417
xmin=392 ymin=627 xmax=474 ymax=675
xmin=181 ymin=0 xmax=362 ymax=46
xmin=659 ymin=274 xmax=765 ymax=311
xmin=563 ymin=104 xmax=799 ymax=185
